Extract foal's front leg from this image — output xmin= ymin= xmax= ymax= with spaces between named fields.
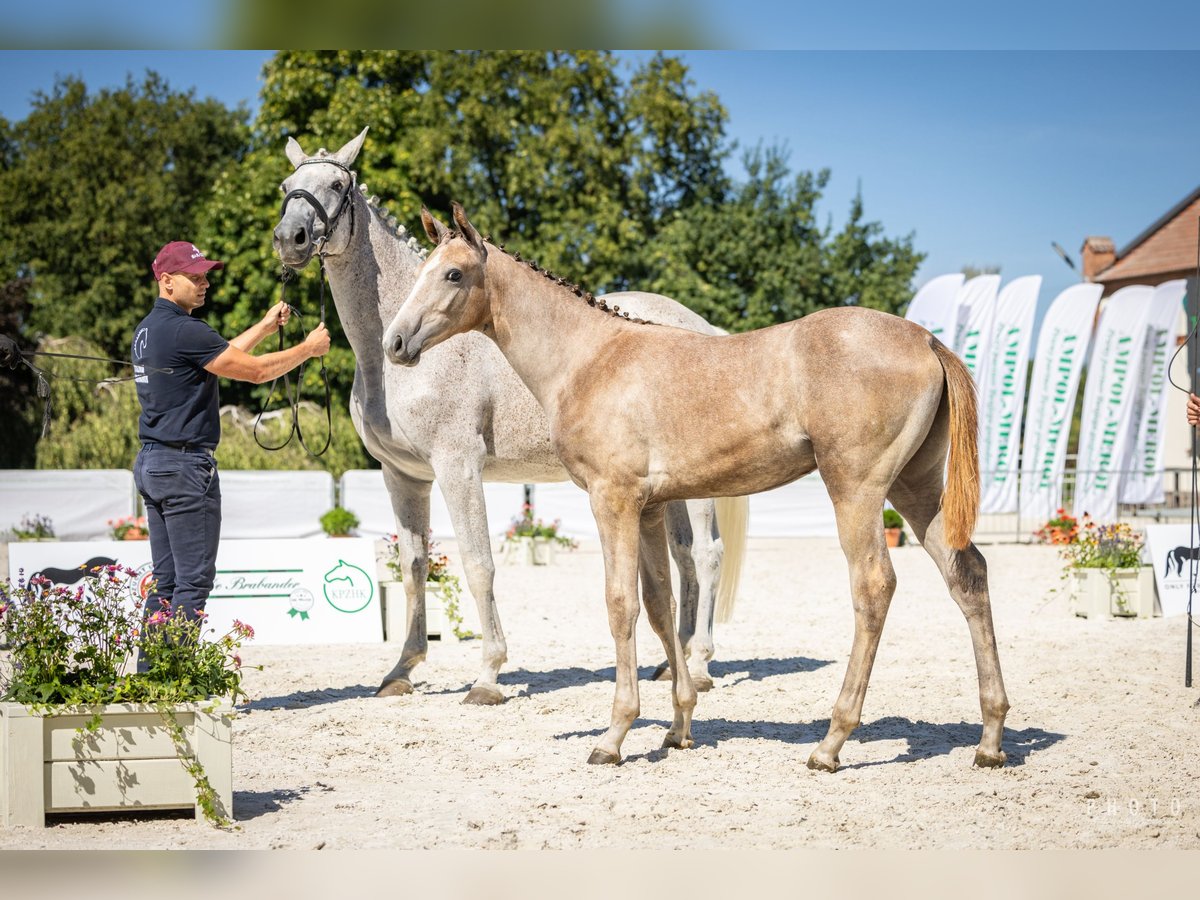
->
xmin=587 ymin=486 xmax=644 ymax=765
xmin=433 ymin=452 xmax=508 ymax=705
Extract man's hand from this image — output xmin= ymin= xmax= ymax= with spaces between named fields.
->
xmin=260 ymin=302 xmax=291 ymax=335
xmin=1188 ymin=393 xmax=1200 ymax=427
xmin=0 ymin=335 xmax=22 ymax=369
xmin=303 ymin=323 xmax=331 ymax=358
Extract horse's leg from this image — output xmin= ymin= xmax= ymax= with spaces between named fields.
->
xmin=659 ymin=499 xmax=720 ymax=691
xmin=432 ymin=453 xmax=507 ymax=706
xmin=889 ymin=463 xmax=1009 ymax=768
xmin=808 ymin=485 xmax=897 ymax=773
xmin=376 ymin=467 xmax=433 ymax=697
xmin=587 ymin=483 xmax=645 ymax=765
xmin=640 ymin=504 xmax=697 ymax=750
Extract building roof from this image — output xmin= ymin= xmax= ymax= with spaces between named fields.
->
xmin=1095 ymin=186 xmax=1200 ymax=284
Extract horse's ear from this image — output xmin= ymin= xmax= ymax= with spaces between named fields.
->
xmin=285 ymin=136 xmax=309 ymax=169
xmin=333 ymin=126 xmax=369 ymax=167
xmin=451 ymin=201 xmax=487 ymax=261
xmin=421 ymin=206 xmax=449 ymax=244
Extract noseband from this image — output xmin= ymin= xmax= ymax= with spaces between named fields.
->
xmin=279 ymin=157 xmax=357 ymax=252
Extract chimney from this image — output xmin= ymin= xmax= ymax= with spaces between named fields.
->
xmin=1081 ymin=236 xmax=1115 ymax=282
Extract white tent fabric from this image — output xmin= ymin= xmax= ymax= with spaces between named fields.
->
xmin=0 ymin=469 xmax=136 ymax=540
xmin=218 ymin=470 xmax=336 ymax=539
xmin=339 ymin=469 xmax=527 ymax=539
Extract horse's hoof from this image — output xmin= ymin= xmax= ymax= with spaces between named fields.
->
xmin=375 ymin=679 xmax=414 ymax=698
xmin=463 ymin=685 xmax=505 ymax=706
xmin=690 ymin=673 xmax=714 ymax=693
xmin=806 ymin=751 xmax=840 ymax=773
xmin=587 ymin=748 xmax=621 ymax=765
xmin=974 ymin=748 xmax=1007 ymax=768
xmin=651 ymin=662 xmax=671 ymax=681
xmin=662 ymin=733 xmax=694 ymax=750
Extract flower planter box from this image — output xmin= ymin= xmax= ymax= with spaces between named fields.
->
xmin=381 ymin=581 xmax=459 ymax=643
xmin=501 ymin=536 xmax=555 ymax=566
xmin=1068 ymin=567 xmax=1158 ymax=619
xmin=884 ymin=527 xmax=904 ymax=548
xmin=0 ymin=701 xmax=232 ymax=827
xmin=531 ymin=536 xmax=555 ymax=565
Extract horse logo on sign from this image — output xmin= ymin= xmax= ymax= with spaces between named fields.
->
xmin=322 ymin=559 xmax=373 ymax=613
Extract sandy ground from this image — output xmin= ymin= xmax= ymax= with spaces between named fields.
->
xmin=3 ymin=537 xmax=1199 ymax=850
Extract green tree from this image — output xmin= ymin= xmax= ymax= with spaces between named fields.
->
xmin=645 ymin=146 xmax=924 ymax=332
xmin=0 ymin=74 xmax=250 ymax=359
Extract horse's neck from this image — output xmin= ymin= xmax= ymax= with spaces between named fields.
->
xmin=489 ymin=258 xmax=616 ymax=415
xmin=323 ymin=198 xmax=422 ymax=379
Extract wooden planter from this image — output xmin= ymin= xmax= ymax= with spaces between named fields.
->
xmin=884 ymin=527 xmax=904 ymax=548
xmin=1068 ymin=567 xmax=1158 ymax=619
xmin=381 ymin=580 xmax=459 ymax=643
xmin=1 ymin=701 xmax=232 ymax=827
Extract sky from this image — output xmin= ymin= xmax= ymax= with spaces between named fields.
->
xmin=1 ymin=47 xmax=1198 ymax=320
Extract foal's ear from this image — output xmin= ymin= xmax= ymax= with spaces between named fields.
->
xmin=421 ymin=206 xmax=450 ymax=244
xmin=285 ymin=136 xmax=309 ymax=169
xmin=451 ymin=201 xmax=487 ymax=261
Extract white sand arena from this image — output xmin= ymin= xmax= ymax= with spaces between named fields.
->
xmin=3 ymin=537 xmax=1197 ymax=849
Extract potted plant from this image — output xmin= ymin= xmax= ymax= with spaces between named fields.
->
xmin=8 ymin=514 xmax=56 ymax=542
xmin=107 ymin=515 xmax=149 ymax=541
xmin=319 ymin=506 xmax=360 ymax=537
xmin=0 ymin=565 xmax=253 ymax=827
xmin=882 ymin=508 xmax=906 ymax=548
xmin=380 ymin=532 xmax=474 ymax=642
xmin=1033 ymin=508 xmax=1078 ymax=545
xmin=1059 ymin=515 xmax=1156 ymax=619
xmin=502 ymin=503 xmax=578 ymax=565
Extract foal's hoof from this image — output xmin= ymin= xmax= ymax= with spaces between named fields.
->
xmin=463 ymin=685 xmax=505 ymax=706
xmin=587 ymin=748 xmax=621 ymax=766
xmin=375 ymin=679 xmax=414 ymax=698
xmin=973 ymin=748 xmax=1007 ymax=768
xmin=806 ymin=751 xmax=840 ymax=773
xmin=662 ymin=733 xmax=694 ymax=751
xmin=651 ymin=662 xmax=672 ymax=681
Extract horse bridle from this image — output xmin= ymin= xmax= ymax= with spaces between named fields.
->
xmin=257 ymin=157 xmax=359 ymax=458
xmin=278 ymin=156 xmax=358 ymax=254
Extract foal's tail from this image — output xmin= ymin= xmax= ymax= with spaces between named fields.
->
xmin=714 ymin=495 xmax=749 ymax=624
xmin=931 ymin=337 xmax=979 ymax=550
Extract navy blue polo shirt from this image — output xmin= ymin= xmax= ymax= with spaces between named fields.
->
xmin=132 ymin=298 xmax=229 ymax=448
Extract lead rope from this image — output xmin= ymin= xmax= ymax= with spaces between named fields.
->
xmin=1166 ymin=216 xmax=1199 ymax=689
xmin=252 ymin=256 xmax=333 ymax=457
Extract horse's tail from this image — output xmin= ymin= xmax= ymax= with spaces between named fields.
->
xmin=931 ymin=337 xmax=979 ymax=551
xmin=714 ymin=495 xmax=749 ymax=624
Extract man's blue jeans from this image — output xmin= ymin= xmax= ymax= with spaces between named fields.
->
xmin=133 ymin=443 xmax=222 ymax=623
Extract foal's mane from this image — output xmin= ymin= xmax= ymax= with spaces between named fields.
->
xmin=445 ymin=230 xmax=653 ymax=326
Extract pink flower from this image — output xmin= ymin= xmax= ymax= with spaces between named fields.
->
xmin=232 ymin=654 xmax=242 ymax=669
xmin=232 ymin=619 xmax=255 ymax=640
xmin=147 ymin=610 xmax=169 ymax=626
xmin=0 ymin=603 xmax=8 ymax=618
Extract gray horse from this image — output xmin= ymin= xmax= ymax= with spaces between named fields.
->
xmin=272 ymin=129 xmax=746 ymax=702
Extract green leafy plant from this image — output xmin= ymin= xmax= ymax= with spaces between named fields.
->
xmin=882 ymin=508 xmax=904 ymax=529
xmin=383 ymin=531 xmax=476 ymax=640
xmin=319 ymin=505 xmax=360 ymax=537
xmin=10 ymin=513 xmax=55 ymax=541
xmin=504 ymin=503 xmax=578 ymax=549
xmin=0 ymin=566 xmax=253 ymax=827
xmin=1056 ymin=515 xmax=1146 ymax=615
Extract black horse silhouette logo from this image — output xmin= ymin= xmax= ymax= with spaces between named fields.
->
xmin=29 ymin=556 xmax=119 ymax=588
xmin=1163 ymin=545 xmax=1200 ymax=577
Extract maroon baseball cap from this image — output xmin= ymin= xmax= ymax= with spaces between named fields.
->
xmin=151 ymin=241 xmax=225 ymax=280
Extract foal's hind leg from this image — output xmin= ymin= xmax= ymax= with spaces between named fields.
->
xmin=889 ymin=472 xmax=1009 ymax=768
xmin=808 ymin=490 xmax=898 ymax=773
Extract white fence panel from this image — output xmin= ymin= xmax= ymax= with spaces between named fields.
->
xmin=340 ymin=470 xmax=527 ymax=540
xmin=0 ymin=469 xmax=136 ymax=541
xmin=218 ymin=470 xmax=335 ymax=539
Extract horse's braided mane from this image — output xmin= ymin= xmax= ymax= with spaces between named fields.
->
xmin=444 ymin=230 xmax=652 ymax=326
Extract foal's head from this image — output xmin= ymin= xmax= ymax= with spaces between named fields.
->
xmin=384 ymin=202 xmax=491 ymax=366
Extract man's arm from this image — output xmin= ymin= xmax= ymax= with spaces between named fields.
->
xmin=228 ymin=302 xmax=291 ymax=353
xmin=205 ymin=323 xmax=330 ymax=384
xmin=1188 ymin=393 xmax=1200 ymax=427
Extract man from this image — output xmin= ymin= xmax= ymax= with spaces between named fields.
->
xmin=132 ymin=241 xmax=329 ymax=638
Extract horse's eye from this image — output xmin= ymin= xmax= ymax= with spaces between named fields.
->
xmin=332 ymin=181 xmax=343 ymax=192
xmin=447 ymin=269 xmax=462 ymax=283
